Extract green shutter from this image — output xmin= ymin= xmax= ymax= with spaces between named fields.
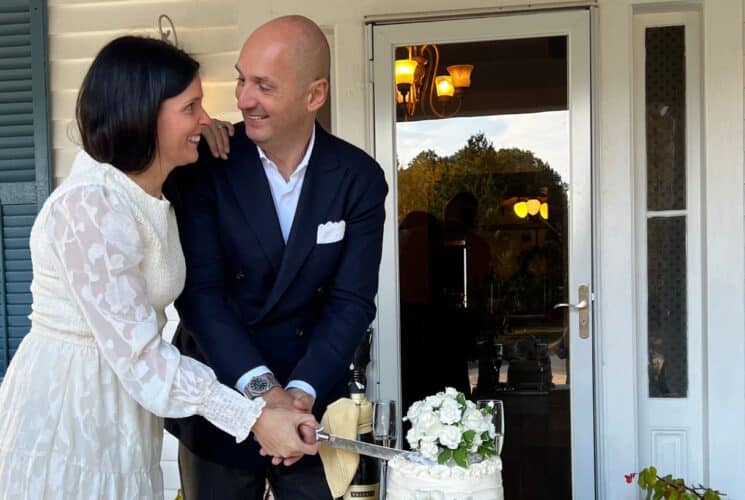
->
xmin=0 ymin=0 xmax=51 ymax=377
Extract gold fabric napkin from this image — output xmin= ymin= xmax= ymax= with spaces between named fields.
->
xmin=320 ymin=397 xmax=372 ymax=497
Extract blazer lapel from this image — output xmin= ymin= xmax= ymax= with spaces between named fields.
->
xmin=257 ymin=126 xmax=346 ymax=318
xmin=226 ymin=137 xmax=285 ymax=272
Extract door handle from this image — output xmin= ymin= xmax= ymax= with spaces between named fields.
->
xmin=553 ymin=284 xmax=590 ymax=339
xmin=553 ymin=299 xmax=588 ymax=310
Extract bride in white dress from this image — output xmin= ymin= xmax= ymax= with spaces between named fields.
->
xmin=0 ymin=36 xmax=319 ymax=499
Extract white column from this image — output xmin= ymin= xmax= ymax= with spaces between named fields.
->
xmin=595 ymin=2 xmax=640 ymax=498
xmin=703 ymin=1 xmax=745 ymax=498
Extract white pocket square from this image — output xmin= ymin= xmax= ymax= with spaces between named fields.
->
xmin=317 ymin=220 xmax=346 ymax=244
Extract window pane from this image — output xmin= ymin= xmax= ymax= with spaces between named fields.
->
xmin=645 ymin=26 xmax=686 ymax=211
xmin=647 ymin=216 xmax=687 ymax=397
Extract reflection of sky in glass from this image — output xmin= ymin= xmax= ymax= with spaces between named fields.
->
xmin=397 ymin=110 xmax=569 ymax=180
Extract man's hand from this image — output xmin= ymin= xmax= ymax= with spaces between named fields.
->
xmin=259 ymin=388 xmax=317 ymax=466
xmin=287 ymin=387 xmax=315 ymax=413
xmin=253 ymin=407 xmax=319 ymax=463
xmin=201 ymin=119 xmax=234 ymax=159
xmin=260 ymin=386 xmax=296 ymax=410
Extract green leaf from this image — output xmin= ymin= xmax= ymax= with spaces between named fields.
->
xmin=477 ymin=445 xmax=495 ymax=457
xmin=453 ymin=447 xmax=468 ymax=467
xmin=456 ymin=394 xmax=467 ymax=408
xmin=462 ymin=430 xmax=476 ymax=445
xmin=638 ymin=469 xmax=649 ymax=488
xmin=668 ymin=490 xmax=679 ymax=500
xmin=437 ymin=449 xmax=453 ymax=465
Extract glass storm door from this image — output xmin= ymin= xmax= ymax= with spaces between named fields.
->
xmin=371 ymin=10 xmax=594 ymax=499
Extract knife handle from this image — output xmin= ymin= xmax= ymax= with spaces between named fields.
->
xmin=316 ymin=429 xmax=330 ymax=442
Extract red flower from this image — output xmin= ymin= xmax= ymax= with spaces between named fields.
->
xmin=624 ymin=473 xmax=636 ymax=484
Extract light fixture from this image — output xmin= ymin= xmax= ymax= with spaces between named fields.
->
xmin=512 ymin=198 xmax=549 ymax=220
xmin=435 ymin=76 xmax=454 ymax=97
xmin=539 ymin=202 xmax=549 ymax=219
xmin=394 ymin=45 xmax=474 ymax=119
xmin=513 ymin=201 xmax=528 ymax=218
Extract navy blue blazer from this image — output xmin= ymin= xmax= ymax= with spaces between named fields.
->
xmin=163 ymin=123 xmax=387 ymax=470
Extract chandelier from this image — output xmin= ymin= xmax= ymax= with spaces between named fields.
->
xmin=394 ymin=44 xmax=474 ymax=120
xmin=513 ymin=198 xmax=549 ymax=220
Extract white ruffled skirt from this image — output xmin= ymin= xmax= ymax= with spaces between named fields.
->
xmin=0 ymin=327 xmax=164 ymax=500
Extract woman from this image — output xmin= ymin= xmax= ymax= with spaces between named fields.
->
xmin=0 ymin=36 xmax=318 ymax=499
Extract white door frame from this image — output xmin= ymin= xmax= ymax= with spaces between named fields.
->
xmin=632 ymin=10 xmax=704 ymax=484
xmin=369 ymin=10 xmax=595 ymax=498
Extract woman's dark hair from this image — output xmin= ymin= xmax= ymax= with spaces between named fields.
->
xmin=76 ymin=36 xmax=200 ymax=172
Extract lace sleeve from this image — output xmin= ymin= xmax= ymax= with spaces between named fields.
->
xmin=45 ymin=184 xmax=264 ymax=442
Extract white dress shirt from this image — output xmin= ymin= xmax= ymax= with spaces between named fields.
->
xmin=235 ymin=129 xmax=317 ymax=399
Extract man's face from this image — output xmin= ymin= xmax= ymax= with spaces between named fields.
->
xmin=234 ymin=37 xmax=310 ymax=149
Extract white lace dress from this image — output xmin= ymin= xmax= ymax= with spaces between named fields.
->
xmin=0 ymin=151 xmax=264 ymax=499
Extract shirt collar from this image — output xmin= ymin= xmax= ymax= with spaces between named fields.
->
xmin=256 ymin=127 xmax=316 ymax=180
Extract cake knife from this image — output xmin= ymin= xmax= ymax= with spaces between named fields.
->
xmin=315 ymin=429 xmax=408 ymax=461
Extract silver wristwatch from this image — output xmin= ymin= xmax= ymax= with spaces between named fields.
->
xmin=243 ymin=372 xmax=281 ymax=399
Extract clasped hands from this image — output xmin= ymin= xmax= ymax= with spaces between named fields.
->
xmin=251 ymin=387 xmax=321 ymax=467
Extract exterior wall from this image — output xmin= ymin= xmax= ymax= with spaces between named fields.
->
xmin=45 ymin=0 xmax=745 ymax=498
xmin=48 ymin=0 xmax=242 ymax=185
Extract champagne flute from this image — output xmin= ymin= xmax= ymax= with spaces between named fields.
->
xmin=477 ymin=399 xmax=505 ymax=455
xmin=372 ymin=400 xmax=397 ymax=500
xmin=372 ymin=399 xmax=397 ymax=448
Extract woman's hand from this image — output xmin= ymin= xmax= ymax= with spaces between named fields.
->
xmin=252 ymin=407 xmax=320 ymax=465
xmin=201 ymin=119 xmax=234 ymax=159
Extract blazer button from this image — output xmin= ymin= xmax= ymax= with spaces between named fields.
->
xmin=295 ymin=328 xmax=304 ymax=337
xmin=235 ymin=271 xmax=245 ymax=280
xmin=316 ymin=287 xmax=325 ymax=296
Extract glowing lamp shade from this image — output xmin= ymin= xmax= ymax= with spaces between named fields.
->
xmin=435 ymin=76 xmax=455 ymax=97
xmin=526 ymin=198 xmax=541 ymax=216
xmin=447 ymin=64 xmax=474 ymax=88
xmin=395 ymin=59 xmax=418 ymax=86
xmin=513 ymin=201 xmax=528 ymax=218
xmin=540 ymin=202 xmax=549 ymax=220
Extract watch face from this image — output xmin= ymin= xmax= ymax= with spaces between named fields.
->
xmin=248 ymin=376 xmax=272 ymax=395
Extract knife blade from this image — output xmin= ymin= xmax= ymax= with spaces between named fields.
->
xmin=316 ymin=430 xmax=408 ymax=461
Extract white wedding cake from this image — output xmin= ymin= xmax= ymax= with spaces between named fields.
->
xmin=385 ymin=388 xmax=504 ymax=500
xmin=386 ymin=454 xmax=503 ymax=500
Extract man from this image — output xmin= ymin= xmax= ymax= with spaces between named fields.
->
xmin=164 ymin=15 xmax=388 ymax=500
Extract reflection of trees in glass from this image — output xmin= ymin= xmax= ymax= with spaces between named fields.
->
xmin=397 ymin=131 xmax=569 ymax=320
xmin=397 ymin=132 xmax=566 ymax=227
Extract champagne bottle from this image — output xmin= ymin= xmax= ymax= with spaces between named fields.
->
xmin=343 ymin=380 xmax=380 ymax=499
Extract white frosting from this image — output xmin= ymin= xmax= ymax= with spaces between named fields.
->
xmin=386 ymin=455 xmax=503 ymax=500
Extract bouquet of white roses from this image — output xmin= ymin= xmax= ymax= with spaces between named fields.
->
xmin=403 ymin=387 xmax=498 ymax=467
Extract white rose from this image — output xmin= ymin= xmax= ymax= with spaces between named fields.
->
xmin=469 ymin=433 xmax=483 ymax=453
xmin=406 ymin=401 xmax=425 ymax=422
xmin=486 ymin=420 xmax=497 ymax=438
xmin=416 ymin=409 xmax=444 ymax=439
xmin=419 ymin=438 xmax=440 ymax=461
xmin=438 ymin=398 xmax=462 ymax=425
xmin=438 ymin=424 xmax=462 ymax=450
xmin=444 ymin=387 xmax=459 ymax=398
xmin=424 ymin=394 xmax=444 ymax=409
xmin=406 ymin=426 xmax=422 ymax=449
xmin=461 ymin=407 xmax=484 ymax=432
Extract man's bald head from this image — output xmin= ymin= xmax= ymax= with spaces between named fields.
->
xmin=234 ymin=15 xmax=329 ymax=162
xmin=246 ymin=15 xmax=330 ymax=85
